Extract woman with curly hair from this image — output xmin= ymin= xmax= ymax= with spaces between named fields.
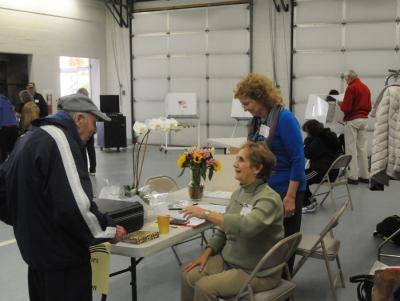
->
xmin=234 ymin=73 xmax=306 ymax=272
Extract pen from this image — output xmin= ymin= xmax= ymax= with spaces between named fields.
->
xmin=168 ymin=208 xmax=183 ymax=211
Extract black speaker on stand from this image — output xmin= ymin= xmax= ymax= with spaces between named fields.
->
xmin=97 ymin=95 xmax=127 ymax=151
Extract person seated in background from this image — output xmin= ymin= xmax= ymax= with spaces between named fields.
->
xmin=76 ymin=87 xmax=96 ymax=175
xmin=0 ymin=87 xmax=19 ymax=163
xmin=181 ymin=142 xmax=284 ymax=301
xmin=18 ymin=90 xmax=39 ymax=135
xmin=302 ymin=119 xmax=342 ymax=213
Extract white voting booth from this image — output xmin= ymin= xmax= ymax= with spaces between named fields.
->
xmin=304 ymin=94 xmax=344 ymax=127
xmin=161 ymin=93 xmax=200 ymax=153
xmin=230 ymin=98 xmax=252 ymax=137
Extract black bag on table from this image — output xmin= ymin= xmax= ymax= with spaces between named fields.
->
xmin=96 ymin=198 xmax=144 ymax=233
xmin=374 ymin=215 xmax=400 ymax=245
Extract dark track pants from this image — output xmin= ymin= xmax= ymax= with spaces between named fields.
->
xmin=28 ymin=262 xmax=92 ymax=301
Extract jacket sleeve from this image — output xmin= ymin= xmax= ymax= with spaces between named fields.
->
xmin=0 ymin=162 xmax=12 ymax=225
xmin=279 ymin=112 xmax=305 ymax=181
xmin=340 ymin=85 xmax=354 ymax=115
xmin=304 ymin=137 xmax=323 ymax=160
xmin=40 ymin=130 xmax=116 ymax=245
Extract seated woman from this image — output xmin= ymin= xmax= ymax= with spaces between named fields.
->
xmin=302 ymin=119 xmax=342 ymax=213
xmin=181 ymin=142 xmax=284 ymax=301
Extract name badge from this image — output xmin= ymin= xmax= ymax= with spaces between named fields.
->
xmin=259 ymin=124 xmax=270 ymax=138
xmin=34 ymin=99 xmax=39 ymax=103
xmin=240 ymin=204 xmax=253 ymax=216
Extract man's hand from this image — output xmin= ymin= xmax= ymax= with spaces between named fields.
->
xmin=111 ymin=225 xmax=126 ymax=244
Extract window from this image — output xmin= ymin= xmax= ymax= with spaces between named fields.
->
xmin=59 ymin=56 xmax=90 ymax=96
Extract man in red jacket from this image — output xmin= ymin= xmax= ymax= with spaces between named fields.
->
xmin=338 ymin=70 xmax=371 ymax=184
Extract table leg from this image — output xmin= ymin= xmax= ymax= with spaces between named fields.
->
xmin=131 ymin=257 xmax=137 ymax=301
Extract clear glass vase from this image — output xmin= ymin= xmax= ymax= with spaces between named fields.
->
xmin=188 ymin=182 xmax=204 ymax=201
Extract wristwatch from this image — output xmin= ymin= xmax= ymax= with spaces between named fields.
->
xmin=203 ymin=210 xmax=211 ymax=220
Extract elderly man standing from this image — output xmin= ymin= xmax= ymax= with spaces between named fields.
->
xmin=0 ymin=93 xmax=126 ymax=301
xmin=338 ymin=70 xmax=372 ymax=184
xmin=26 ymin=81 xmax=48 ymax=118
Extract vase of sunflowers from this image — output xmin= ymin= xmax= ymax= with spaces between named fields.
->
xmin=177 ymin=147 xmax=221 ymax=201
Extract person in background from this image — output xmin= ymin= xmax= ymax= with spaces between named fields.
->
xmin=0 ymin=93 xmax=126 ymax=301
xmin=18 ymin=90 xmax=39 ymax=134
xmin=338 ymin=70 xmax=371 ymax=185
xmin=301 ymin=119 xmax=341 ymax=214
xmin=181 ymin=142 xmax=284 ymax=301
xmin=26 ymin=82 xmax=48 ymax=118
xmin=77 ymin=87 xmax=96 ymax=175
xmin=0 ymin=87 xmax=19 ymax=162
xmin=234 ymin=73 xmax=305 ymax=273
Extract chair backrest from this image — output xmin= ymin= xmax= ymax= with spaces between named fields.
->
xmin=205 ymin=154 xmax=239 ymax=192
xmin=325 ymin=154 xmax=352 ymax=178
xmin=235 ymin=233 xmax=302 ymax=299
xmin=144 ymin=176 xmax=179 ymax=193
xmin=319 ymin=199 xmax=349 ymax=236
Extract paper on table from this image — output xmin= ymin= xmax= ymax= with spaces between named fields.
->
xmin=203 ymin=191 xmax=232 ymax=199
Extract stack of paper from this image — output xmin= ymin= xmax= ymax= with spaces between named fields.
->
xmin=204 ymin=191 xmax=232 ymax=199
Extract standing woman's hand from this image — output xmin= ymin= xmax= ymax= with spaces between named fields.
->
xmin=283 ymin=195 xmax=296 ymax=218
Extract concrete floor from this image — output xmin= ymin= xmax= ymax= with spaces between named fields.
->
xmin=1 ymin=145 xmax=400 ymax=301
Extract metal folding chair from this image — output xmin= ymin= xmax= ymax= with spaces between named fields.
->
xmin=144 ymin=176 xmax=207 ymax=266
xmin=293 ymin=199 xmax=349 ymax=301
xmin=220 ymin=233 xmax=302 ymax=301
xmin=310 ymin=154 xmax=354 ymax=210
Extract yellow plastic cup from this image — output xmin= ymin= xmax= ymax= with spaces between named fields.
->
xmin=157 ymin=214 xmax=170 ymax=234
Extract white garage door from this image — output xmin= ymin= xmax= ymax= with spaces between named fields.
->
xmin=293 ymin=0 xmax=400 ymax=131
xmin=132 ymin=3 xmax=251 ymax=145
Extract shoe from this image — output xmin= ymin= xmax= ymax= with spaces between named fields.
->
xmin=90 ymin=172 xmax=96 ymax=176
xmin=358 ymin=177 xmax=369 ymax=183
xmin=347 ymin=179 xmax=358 ymax=185
xmin=302 ymin=201 xmax=318 ymax=214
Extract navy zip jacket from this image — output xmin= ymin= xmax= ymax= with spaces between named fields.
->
xmin=0 ymin=114 xmax=115 ymax=270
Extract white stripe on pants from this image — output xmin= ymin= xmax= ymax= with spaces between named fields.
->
xmin=344 ymin=118 xmax=369 ymax=180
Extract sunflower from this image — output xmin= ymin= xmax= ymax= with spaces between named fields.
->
xmin=214 ymin=160 xmax=221 ymax=172
xmin=193 ymin=153 xmax=202 ymax=164
xmin=177 ymin=154 xmax=186 ymax=168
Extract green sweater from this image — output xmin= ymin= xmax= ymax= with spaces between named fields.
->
xmin=207 ymin=179 xmax=284 ymax=278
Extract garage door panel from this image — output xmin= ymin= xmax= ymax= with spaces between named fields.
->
xmin=343 ymin=51 xmax=398 ymax=77
xmin=208 ymin=30 xmax=249 ymax=54
xmin=170 ymin=9 xmax=206 ymax=31
xmin=209 ymin=55 xmax=249 ymax=77
xmin=346 ymin=0 xmax=397 ymax=22
xmin=294 ymin=52 xmax=344 ymax=77
xmin=209 ymin=78 xmax=240 ymax=102
xmin=133 ymin=57 xmax=168 ymax=78
xmin=170 ymin=56 xmax=206 ymax=77
xmin=134 ymin=79 xmax=169 ymax=102
xmin=133 ymin=12 xmax=167 ymax=34
xmin=134 ymin=101 xmax=165 ymax=122
xmin=208 ymin=5 xmax=248 ymax=30
xmin=296 ymin=0 xmax=342 ymax=24
xmin=295 ymin=25 xmax=342 ymax=50
xmin=170 ymin=125 xmax=208 ymax=146
xmin=170 ymin=78 xmax=207 ymax=102
xmin=209 ymin=101 xmax=236 ymax=125
xmin=170 ymin=32 xmax=206 ymax=54
xmin=294 ymin=76 xmax=342 ymax=103
xmin=346 ymin=23 xmax=396 ymax=49
xmin=133 ymin=35 xmax=168 ymax=56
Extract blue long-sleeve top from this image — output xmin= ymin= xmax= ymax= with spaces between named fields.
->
xmin=0 ymin=96 xmax=18 ymax=127
xmin=248 ymin=108 xmax=306 ymax=194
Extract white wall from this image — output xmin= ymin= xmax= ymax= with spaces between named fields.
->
xmin=0 ymin=0 xmax=108 ymax=110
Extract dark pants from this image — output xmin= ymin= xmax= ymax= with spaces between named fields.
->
xmin=28 ymin=262 xmax=92 ymax=301
xmin=86 ymin=135 xmax=96 ymax=173
xmin=0 ymin=126 xmax=19 ymax=163
xmin=280 ymin=190 xmax=304 ymax=275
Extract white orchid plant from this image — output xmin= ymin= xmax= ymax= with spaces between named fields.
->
xmin=130 ymin=117 xmax=180 ymax=191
